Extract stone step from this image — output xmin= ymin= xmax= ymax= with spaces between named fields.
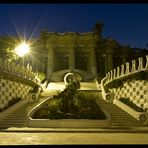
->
xmin=1 ymin=120 xmax=26 ymax=122
xmin=0 ymin=124 xmax=26 ymax=127
xmin=0 ymin=97 xmax=48 ymax=128
xmin=90 ymin=91 xmax=142 ymax=126
xmin=0 ymin=122 xmax=26 ymax=125
xmin=0 ymin=118 xmax=26 ymax=121
xmin=7 ymin=115 xmax=27 ymax=118
xmin=5 ymin=119 xmax=26 ymax=121
xmin=112 ymin=124 xmax=142 ymax=127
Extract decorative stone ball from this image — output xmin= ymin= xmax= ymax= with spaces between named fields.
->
xmin=139 ymin=114 xmax=147 ymax=122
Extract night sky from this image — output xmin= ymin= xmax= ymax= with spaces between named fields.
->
xmin=0 ymin=3 xmax=148 ymax=48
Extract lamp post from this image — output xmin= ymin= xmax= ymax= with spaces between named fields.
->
xmin=14 ymin=42 xmax=30 ymax=66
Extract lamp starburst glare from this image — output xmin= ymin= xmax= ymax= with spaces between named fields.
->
xmin=15 ymin=42 xmax=30 ymax=57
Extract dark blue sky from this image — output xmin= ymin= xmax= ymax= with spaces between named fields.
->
xmin=0 ymin=4 xmax=148 ymax=48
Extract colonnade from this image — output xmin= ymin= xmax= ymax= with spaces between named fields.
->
xmin=47 ymin=44 xmax=115 ymax=80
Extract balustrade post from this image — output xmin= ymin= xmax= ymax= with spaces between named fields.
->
xmin=113 ymin=69 xmax=116 ymax=79
xmin=138 ymin=57 xmax=144 ymax=71
xmin=145 ymin=55 xmax=148 ymax=69
xmin=106 ymin=73 xmax=108 ymax=82
xmin=11 ymin=62 xmax=14 ymax=73
xmin=121 ymin=64 xmax=125 ymax=76
xmin=131 ymin=60 xmax=136 ymax=73
xmin=29 ymin=65 xmax=32 ymax=72
xmin=110 ymin=70 xmax=113 ymax=80
xmin=107 ymin=72 xmax=110 ymax=82
xmin=117 ymin=66 xmax=120 ymax=77
xmin=125 ymin=62 xmax=130 ymax=74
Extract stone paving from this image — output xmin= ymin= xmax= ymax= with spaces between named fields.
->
xmin=0 ymin=132 xmax=148 ymax=144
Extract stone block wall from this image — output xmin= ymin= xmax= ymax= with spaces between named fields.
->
xmin=0 ymin=58 xmax=41 ymax=111
xmin=111 ymin=80 xmax=148 ymax=110
xmin=102 ymin=55 xmax=148 ymax=108
xmin=0 ymin=78 xmax=32 ymax=110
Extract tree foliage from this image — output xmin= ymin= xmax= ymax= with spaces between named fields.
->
xmin=0 ymin=36 xmax=18 ymax=61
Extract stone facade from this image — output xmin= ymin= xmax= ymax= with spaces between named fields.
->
xmin=32 ymin=30 xmax=143 ymax=81
xmin=111 ymin=80 xmax=148 ymax=110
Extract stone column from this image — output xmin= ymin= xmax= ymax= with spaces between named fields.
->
xmin=107 ymin=52 xmax=113 ymax=72
xmin=101 ymin=53 xmax=108 ymax=75
xmin=47 ymin=44 xmax=54 ymax=80
xmin=89 ymin=47 xmax=97 ymax=77
xmin=103 ymin=54 xmax=108 ymax=74
xmin=69 ymin=47 xmax=75 ymax=70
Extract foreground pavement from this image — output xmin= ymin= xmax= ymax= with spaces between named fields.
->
xmin=1 ymin=126 xmax=148 ymax=133
xmin=0 ymin=131 xmax=148 ymax=145
xmin=0 ymin=127 xmax=148 ymax=145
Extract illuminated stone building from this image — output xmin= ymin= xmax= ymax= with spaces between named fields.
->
xmin=32 ymin=23 xmax=144 ymax=82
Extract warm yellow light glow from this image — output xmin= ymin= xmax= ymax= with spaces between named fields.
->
xmin=15 ymin=42 xmax=30 ymax=57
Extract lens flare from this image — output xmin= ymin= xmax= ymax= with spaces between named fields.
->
xmin=14 ymin=42 xmax=30 ymax=57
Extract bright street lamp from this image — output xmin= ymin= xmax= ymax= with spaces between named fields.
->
xmin=14 ymin=42 xmax=30 ymax=66
xmin=14 ymin=42 xmax=30 ymax=57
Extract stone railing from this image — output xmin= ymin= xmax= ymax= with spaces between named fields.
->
xmin=0 ymin=58 xmax=42 ymax=115
xmin=101 ymin=55 xmax=148 ymax=125
xmin=0 ymin=58 xmax=39 ymax=85
xmin=104 ymin=56 xmax=148 ymax=85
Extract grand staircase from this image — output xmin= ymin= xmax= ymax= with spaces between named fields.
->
xmin=0 ymin=104 xmax=27 ymax=128
xmin=87 ymin=90 xmax=143 ymax=127
xmin=0 ymin=82 xmax=143 ymax=129
xmin=0 ymin=97 xmax=47 ymax=129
